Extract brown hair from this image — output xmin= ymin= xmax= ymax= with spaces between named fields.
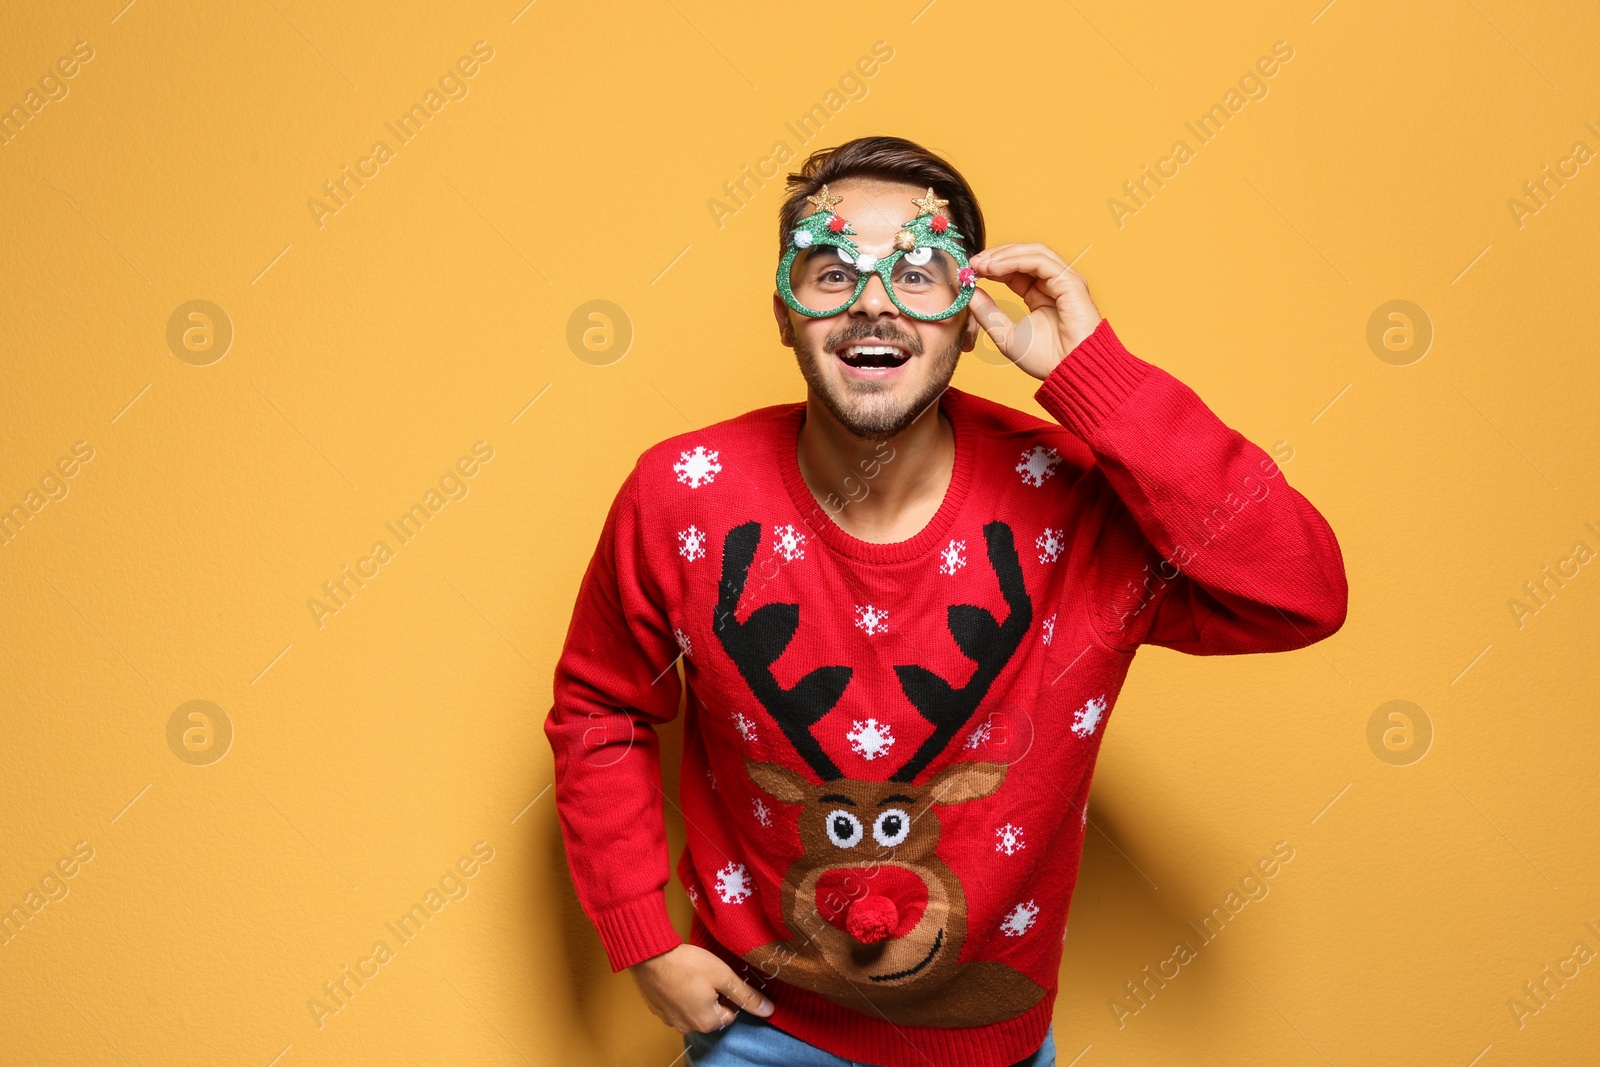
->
xmin=777 ymin=136 xmax=985 ymax=260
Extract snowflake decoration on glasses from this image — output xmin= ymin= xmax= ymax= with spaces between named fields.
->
xmin=1035 ymin=527 xmax=1063 ymax=563
xmin=854 ymin=604 xmax=890 ymax=635
xmin=1015 ymin=444 xmax=1062 ymax=488
xmin=938 ymin=538 xmax=967 ymax=575
xmin=673 ymin=446 xmax=722 ymax=489
xmin=1000 ymin=899 xmax=1040 ymax=937
xmin=995 ymin=822 xmax=1026 ymax=856
xmin=677 ymin=524 xmax=707 ymax=561
xmin=714 ymin=861 xmax=753 ymax=904
xmin=1072 ymin=694 xmax=1107 ymax=738
xmin=846 ymin=717 xmax=895 ymax=761
xmin=771 ymin=523 xmax=806 ymax=562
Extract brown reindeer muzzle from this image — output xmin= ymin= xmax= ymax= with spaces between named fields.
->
xmin=815 ymin=866 xmax=929 ymax=944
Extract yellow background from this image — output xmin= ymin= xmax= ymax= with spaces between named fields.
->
xmin=2 ymin=0 xmax=1598 ymax=1063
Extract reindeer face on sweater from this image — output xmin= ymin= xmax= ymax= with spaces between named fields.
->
xmin=713 ymin=519 xmax=1047 ymax=1022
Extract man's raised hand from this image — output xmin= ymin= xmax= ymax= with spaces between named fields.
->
xmin=967 ymin=243 xmax=1103 ymax=381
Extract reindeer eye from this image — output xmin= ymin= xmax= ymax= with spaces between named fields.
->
xmin=873 ymin=808 xmax=911 ymax=847
xmin=825 ymin=809 xmax=864 ymax=848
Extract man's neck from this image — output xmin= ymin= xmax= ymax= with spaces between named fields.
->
xmin=795 ymin=390 xmax=954 ymax=545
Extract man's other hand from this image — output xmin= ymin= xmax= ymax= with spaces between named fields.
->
xmin=629 ymin=943 xmax=776 ymax=1034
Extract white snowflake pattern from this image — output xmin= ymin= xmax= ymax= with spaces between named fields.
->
xmin=1036 ymin=527 xmax=1063 ymax=563
xmin=995 ymin=822 xmax=1026 ymax=856
xmin=939 ymin=538 xmax=967 ymax=575
xmin=1042 ymin=614 xmax=1056 ymax=646
xmin=752 ymin=796 xmax=772 ymax=827
xmin=1000 ymin=899 xmax=1040 ymax=937
xmin=854 ymin=604 xmax=890 ymax=636
xmin=673 ymin=446 xmax=723 ymax=489
xmin=706 ymin=764 xmax=717 ymax=790
xmin=674 ymin=627 xmax=693 ymax=658
xmin=846 ymin=718 xmax=895 ymax=760
xmin=1072 ymin=694 xmax=1107 ymax=738
xmin=677 ymin=524 xmax=707 ymax=561
xmin=772 ymin=523 xmax=807 ymax=562
xmin=733 ymin=712 xmax=758 ymax=743
xmin=714 ymin=862 xmax=753 ymax=904
xmin=964 ymin=720 xmax=993 ymax=750
xmin=686 ymin=884 xmax=699 ymax=905
xmin=1016 ymin=445 xmax=1062 ymax=488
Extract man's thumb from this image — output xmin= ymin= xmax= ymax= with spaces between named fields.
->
xmin=968 ymin=287 xmax=1013 ymax=349
xmin=720 ymin=970 xmax=775 ymax=1016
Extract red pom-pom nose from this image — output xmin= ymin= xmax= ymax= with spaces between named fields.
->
xmin=846 ymin=895 xmax=898 ymax=944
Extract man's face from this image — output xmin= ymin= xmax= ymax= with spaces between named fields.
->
xmin=773 ymin=178 xmax=979 ymax=442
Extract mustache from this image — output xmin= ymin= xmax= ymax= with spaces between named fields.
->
xmin=824 ymin=322 xmax=924 ymax=355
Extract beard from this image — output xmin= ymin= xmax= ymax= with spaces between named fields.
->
xmin=792 ymin=320 xmax=963 ymax=442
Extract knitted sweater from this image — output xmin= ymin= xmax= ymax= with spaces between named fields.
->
xmin=543 ymin=319 xmax=1347 ymax=1067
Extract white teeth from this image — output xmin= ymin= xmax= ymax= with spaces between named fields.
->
xmin=844 ymin=345 xmax=902 ymax=357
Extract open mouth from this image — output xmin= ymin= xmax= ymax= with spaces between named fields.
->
xmin=869 ymin=927 xmax=944 ymax=982
xmin=836 ymin=343 xmax=912 ymax=370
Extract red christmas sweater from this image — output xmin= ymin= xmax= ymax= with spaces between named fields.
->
xmin=544 ymin=319 xmax=1347 ymax=1067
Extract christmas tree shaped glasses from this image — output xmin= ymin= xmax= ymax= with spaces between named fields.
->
xmin=777 ymin=186 xmax=978 ymax=322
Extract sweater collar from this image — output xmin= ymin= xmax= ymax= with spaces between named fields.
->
xmin=778 ymin=387 xmax=975 ymax=565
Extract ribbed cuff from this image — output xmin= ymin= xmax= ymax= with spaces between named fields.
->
xmin=1032 ymin=318 xmax=1154 ymax=440
xmin=591 ymin=892 xmax=683 ymax=972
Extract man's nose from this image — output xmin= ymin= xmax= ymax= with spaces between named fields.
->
xmin=849 ymin=271 xmax=898 ymax=316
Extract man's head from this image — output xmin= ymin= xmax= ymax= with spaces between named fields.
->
xmin=772 ymin=137 xmax=986 ymax=442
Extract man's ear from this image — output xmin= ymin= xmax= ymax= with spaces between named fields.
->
xmin=772 ymin=292 xmax=795 ymax=348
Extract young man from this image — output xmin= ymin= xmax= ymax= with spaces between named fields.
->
xmin=544 ymin=136 xmax=1347 ymax=1067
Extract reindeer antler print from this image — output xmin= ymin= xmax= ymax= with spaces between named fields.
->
xmin=713 ymin=521 xmax=853 ymax=779
xmin=892 ymin=521 xmax=1032 ymax=783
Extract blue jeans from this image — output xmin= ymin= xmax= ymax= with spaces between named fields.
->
xmin=684 ymin=1012 xmax=1056 ymax=1067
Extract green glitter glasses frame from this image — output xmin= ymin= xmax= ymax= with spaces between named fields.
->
xmin=776 ymin=190 xmax=978 ymax=322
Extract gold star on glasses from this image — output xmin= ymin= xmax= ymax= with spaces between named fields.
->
xmin=805 ymin=184 xmax=844 ymax=214
xmin=910 ymin=187 xmax=949 ymax=216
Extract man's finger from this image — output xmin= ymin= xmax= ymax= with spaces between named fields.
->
xmin=972 ymin=243 xmax=1070 ymax=282
xmin=975 ymin=252 xmax=1082 ymax=296
xmin=973 ymin=250 xmax=1084 ymax=298
xmin=968 ymin=288 xmax=1016 ymax=354
xmin=715 ymin=970 xmax=775 ymax=1016
xmin=976 ymin=242 xmax=1070 ymax=273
